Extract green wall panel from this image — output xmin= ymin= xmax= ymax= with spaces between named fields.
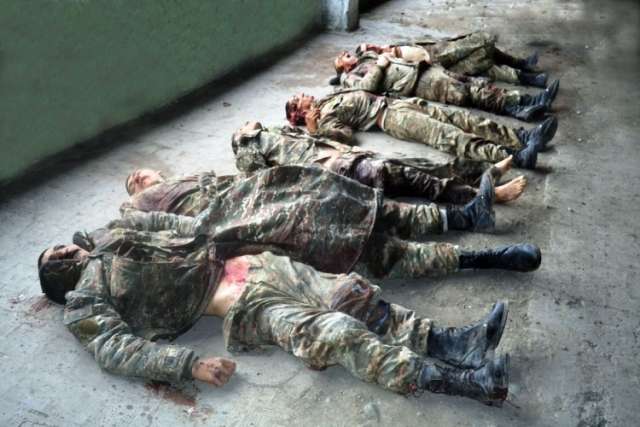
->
xmin=0 ymin=0 xmax=320 ymax=182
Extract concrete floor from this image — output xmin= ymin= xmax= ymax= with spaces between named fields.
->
xmin=1 ymin=0 xmax=639 ymax=425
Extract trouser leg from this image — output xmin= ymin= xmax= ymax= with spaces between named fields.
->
xmin=414 ymin=65 xmax=473 ymax=107
xmin=356 ymin=233 xmax=460 ymax=279
xmin=377 ymin=161 xmax=475 ymax=203
xmin=383 ymin=106 xmax=512 ymax=162
xmin=258 ymin=299 xmax=424 ymax=394
xmin=493 ymin=47 xmax=528 ymax=70
xmin=402 ymin=101 xmax=523 ymax=149
xmin=484 ymin=64 xmax=520 ymax=84
xmin=446 ymin=47 xmax=494 ymax=76
xmin=468 ymin=79 xmax=521 ymax=113
xmin=432 ymin=32 xmax=496 ymax=68
xmin=375 ymin=199 xmax=445 ymax=239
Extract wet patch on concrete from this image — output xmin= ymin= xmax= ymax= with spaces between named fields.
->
xmin=144 ymin=381 xmax=199 ymax=407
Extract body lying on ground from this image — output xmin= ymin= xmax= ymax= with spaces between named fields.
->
xmin=38 ymin=223 xmax=514 ymax=405
xmin=285 ymin=91 xmax=558 ymax=169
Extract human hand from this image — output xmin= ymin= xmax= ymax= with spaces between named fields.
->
xmin=305 ymin=108 xmax=321 ymax=133
xmin=376 ymin=54 xmax=390 ymax=68
xmin=191 ymin=357 xmax=236 ymax=387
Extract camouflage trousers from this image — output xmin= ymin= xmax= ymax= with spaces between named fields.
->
xmin=348 ymin=155 xmax=486 ymax=204
xmin=415 ymin=64 xmax=520 ymax=113
xmin=223 ymin=251 xmax=434 ymax=394
xmin=448 ymin=47 xmax=520 ymax=84
xmin=428 ymin=32 xmax=522 ymax=84
xmin=353 ymin=199 xmax=460 ymax=278
xmin=382 ymin=98 xmax=523 ymax=163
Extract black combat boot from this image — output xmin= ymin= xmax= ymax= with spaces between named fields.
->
xmin=518 ymin=71 xmax=548 ymax=87
xmin=510 ymin=131 xmax=545 ymax=169
xmin=459 ymin=243 xmax=542 ymax=272
xmin=518 ymin=51 xmax=539 ymax=71
xmin=494 ymin=49 xmax=539 ymax=71
xmin=446 ymin=171 xmax=495 ymax=231
xmin=516 ymin=116 xmax=558 ymax=150
xmin=519 ymin=80 xmax=560 ymax=109
xmin=503 ymin=103 xmax=545 ymax=121
xmin=427 ymin=301 xmax=509 ymax=369
xmin=418 ymin=354 xmax=510 ymax=405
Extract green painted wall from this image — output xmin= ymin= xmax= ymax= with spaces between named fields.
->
xmin=0 ymin=0 xmax=320 ymax=182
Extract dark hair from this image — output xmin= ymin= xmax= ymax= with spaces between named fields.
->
xmin=285 ymin=100 xmax=305 ymax=126
xmin=37 ymin=246 xmax=83 ymax=304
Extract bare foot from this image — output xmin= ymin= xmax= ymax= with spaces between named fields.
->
xmin=494 ymin=155 xmax=514 ymax=176
xmin=495 ymin=175 xmax=527 ymax=203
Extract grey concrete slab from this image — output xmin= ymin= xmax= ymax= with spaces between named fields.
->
xmin=1 ymin=0 xmax=638 ymax=425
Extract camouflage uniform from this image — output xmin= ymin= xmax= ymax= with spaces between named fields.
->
xmin=64 ymin=228 xmax=220 ymax=383
xmin=341 ymin=51 xmax=520 ymax=113
xmin=224 ymin=251 xmax=433 ymax=394
xmin=125 ymin=166 xmax=460 ymax=278
xmin=232 ymin=126 xmax=490 ymax=204
xmin=415 ymin=32 xmax=523 ymax=84
xmin=65 ymin=235 xmax=437 ymax=393
xmin=314 ymin=90 xmax=523 ymax=163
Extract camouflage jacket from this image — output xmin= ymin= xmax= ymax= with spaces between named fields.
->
xmin=125 ymin=166 xmax=381 ymax=274
xmin=383 ymin=32 xmax=496 ymax=68
xmin=63 ymin=227 xmax=221 ymax=383
xmin=315 ymin=89 xmax=387 ymax=143
xmin=340 ymin=52 xmax=422 ymax=97
xmin=231 ymin=125 xmax=371 ymax=175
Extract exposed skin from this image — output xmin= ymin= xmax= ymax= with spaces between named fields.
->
xmin=495 ymin=176 xmax=527 ymax=203
xmin=289 ymin=88 xmax=391 ymax=134
xmin=356 ymin=43 xmax=432 ymax=64
xmin=127 ymin=169 xmax=165 ymax=195
xmin=334 ymin=51 xmax=358 ymax=73
xmin=41 ymin=244 xmax=90 ymax=265
xmin=492 ymin=155 xmax=527 ymax=203
xmin=43 ymin=243 xmax=238 ymax=388
xmin=233 ymin=125 xmax=526 ymax=204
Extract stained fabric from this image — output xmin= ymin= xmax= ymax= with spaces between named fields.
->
xmin=127 ymin=166 xmax=380 ymax=274
xmin=63 ymin=230 xmax=220 ymax=383
xmin=222 ymin=252 xmax=431 ymax=394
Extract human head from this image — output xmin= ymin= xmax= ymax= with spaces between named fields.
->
xmin=285 ymin=93 xmax=316 ymax=126
xmin=125 ymin=169 xmax=164 ymax=195
xmin=37 ymin=244 xmax=90 ymax=304
xmin=334 ymin=51 xmax=358 ymax=74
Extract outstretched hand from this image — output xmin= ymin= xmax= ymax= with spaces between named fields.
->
xmin=192 ymin=357 xmax=236 ymax=387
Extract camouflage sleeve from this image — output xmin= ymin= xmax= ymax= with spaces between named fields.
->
xmin=115 ymin=209 xmax=197 ymax=236
xmin=63 ymin=260 xmax=198 ymax=383
xmin=340 ymin=65 xmax=384 ymax=92
xmin=316 ymin=115 xmax=354 ymax=144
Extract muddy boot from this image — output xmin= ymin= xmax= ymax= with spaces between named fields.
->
xmin=495 ymin=49 xmax=539 ymax=71
xmin=519 ymin=52 xmax=539 ymax=71
xmin=511 ymin=133 xmax=544 ymax=169
xmin=427 ymin=301 xmax=509 ymax=369
xmin=517 ymin=116 xmax=558 ymax=150
xmin=418 ymin=354 xmax=510 ymax=405
xmin=446 ymin=171 xmax=495 ymax=231
xmin=459 ymin=243 xmax=542 ymax=272
xmin=503 ymin=103 xmax=545 ymax=121
xmin=518 ymin=71 xmax=548 ymax=88
xmin=519 ymin=80 xmax=560 ymax=109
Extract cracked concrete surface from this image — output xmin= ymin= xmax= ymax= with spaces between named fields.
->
xmin=1 ymin=0 xmax=639 ymax=425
